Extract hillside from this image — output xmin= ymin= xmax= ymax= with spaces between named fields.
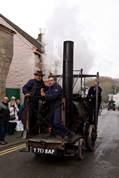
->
xmin=99 ymin=76 xmax=119 ymax=102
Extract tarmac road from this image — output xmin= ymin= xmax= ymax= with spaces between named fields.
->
xmin=0 ymin=109 xmax=119 ymax=178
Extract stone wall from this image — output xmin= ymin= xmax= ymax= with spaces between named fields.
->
xmin=0 ymin=24 xmax=15 ymax=99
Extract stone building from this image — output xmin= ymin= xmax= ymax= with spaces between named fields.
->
xmin=0 ymin=24 xmax=15 ymax=98
xmin=0 ymin=14 xmax=44 ymax=99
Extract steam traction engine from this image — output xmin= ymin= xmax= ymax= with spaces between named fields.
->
xmin=26 ymin=41 xmax=100 ymax=160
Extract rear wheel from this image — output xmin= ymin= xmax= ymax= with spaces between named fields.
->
xmin=87 ymin=125 xmax=96 ymax=152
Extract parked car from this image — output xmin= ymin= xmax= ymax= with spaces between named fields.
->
xmin=108 ymin=100 xmax=116 ymax=111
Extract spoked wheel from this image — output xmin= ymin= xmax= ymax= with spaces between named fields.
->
xmin=87 ymin=125 xmax=97 ymax=152
xmin=75 ymin=138 xmax=85 ymax=160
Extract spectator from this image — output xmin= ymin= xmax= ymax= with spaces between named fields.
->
xmin=16 ymin=99 xmax=22 ymax=110
xmin=16 ymin=99 xmax=23 ymax=120
xmin=0 ymin=96 xmax=10 ymax=145
xmin=8 ymin=96 xmax=19 ymax=135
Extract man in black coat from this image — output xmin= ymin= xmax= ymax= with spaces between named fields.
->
xmin=87 ymin=80 xmax=102 ymax=124
xmin=22 ymin=70 xmax=45 ymax=97
xmin=22 ymin=70 xmax=45 ymax=135
xmin=0 ymin=97 xmax=10 ymax=145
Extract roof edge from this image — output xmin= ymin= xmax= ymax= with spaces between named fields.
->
xmin=0 ymin=14 xmax=44 ymax=52
xmin=0 ymin=24 xmax=16 ymax=34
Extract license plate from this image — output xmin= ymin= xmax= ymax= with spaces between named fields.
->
xmin=32 ymin=147 xmax=56 ymax=155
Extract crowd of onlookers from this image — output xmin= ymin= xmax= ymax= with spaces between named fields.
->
xmin=0 ymin=96 xmax=23 ymax=145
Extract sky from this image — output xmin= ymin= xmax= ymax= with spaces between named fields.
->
xmin=1 ymin=0 xmax=119 ymax=78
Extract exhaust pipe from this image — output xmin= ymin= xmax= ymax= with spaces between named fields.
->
xmin=63 ymin=41 xmax=74 ymax=128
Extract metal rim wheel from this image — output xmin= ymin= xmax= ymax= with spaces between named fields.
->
xmin=76 ymin=138 xmax=85 ymax=160
xmin=87 ymin=125 xmax=96 ymax=152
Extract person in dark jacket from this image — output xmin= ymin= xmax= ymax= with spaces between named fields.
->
xmin=22 ymin=70 xmax=45 ymax=97
xmin=0 ymin=97 xmax=10 ymax=145
xmin=22 ymin=70 xmax=45 ymax=135
xmin=87 ymin=80 xmax=102 ymax=124
xmin=41 ymin=76 xmax=73 ymax=138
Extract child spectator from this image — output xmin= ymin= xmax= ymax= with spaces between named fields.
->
xmin=8 ymin=96 xmax=19 ymax=135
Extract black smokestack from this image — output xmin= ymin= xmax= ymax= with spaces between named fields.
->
xmin=63 ymin=41 xmax=74 ymax=128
